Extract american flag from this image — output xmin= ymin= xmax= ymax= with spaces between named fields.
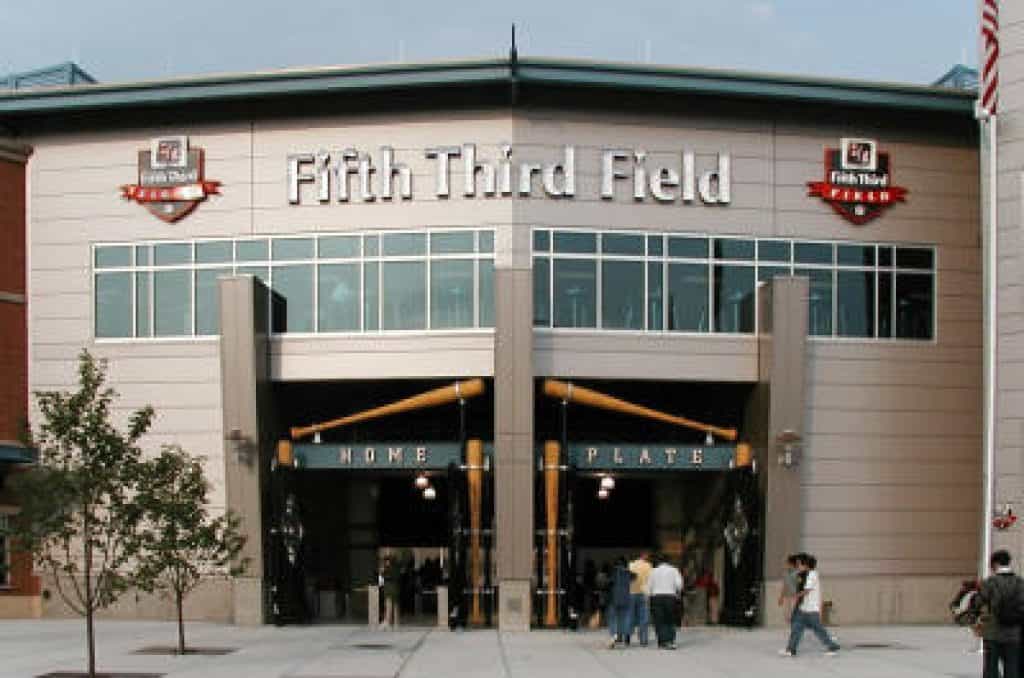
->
xmin=981 ymin=0 xmax=999 ymax=115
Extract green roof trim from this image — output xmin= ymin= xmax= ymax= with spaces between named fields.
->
xmin=0 ymin=443 xmax=36 ymax=465
xmin=0 ymin=56 xmax=975 ymax=118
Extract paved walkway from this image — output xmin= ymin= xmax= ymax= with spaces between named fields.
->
xmin=0 ymin=620 xmax=984 ymax=678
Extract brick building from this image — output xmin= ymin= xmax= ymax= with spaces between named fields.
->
xmin=0 ymin=137 xmax=37 ymax=618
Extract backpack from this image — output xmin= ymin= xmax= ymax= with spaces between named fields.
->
xmin=995 ymin=576 xmax=1024 ymax=627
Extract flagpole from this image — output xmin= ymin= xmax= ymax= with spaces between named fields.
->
xmin=976 ymin=103 xmax=997 ymax=582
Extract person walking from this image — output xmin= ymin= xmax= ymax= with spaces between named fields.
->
xmin=777 ymin=554 xmax=802 ymax=645
xmin=780 ymin=554 xmax=839 ymax=657
xmin=646 ymin=553 xmax=683 ymax=649
xmin=628 ymin=552 xmax=653 ymax=646
xmin=607 ymin=557 xmax=634 ymax=648
xmin=380 ymin=555 xmax=400 ymax=629
xmin=972 ymin=550 xmax=1022 ymax=678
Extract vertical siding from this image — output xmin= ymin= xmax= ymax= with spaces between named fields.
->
xmin=996 ymin=1 xmax=1024 ymax=552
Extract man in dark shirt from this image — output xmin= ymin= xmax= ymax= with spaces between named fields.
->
xmin=976 ymin=550 xmax=1022 ymax=678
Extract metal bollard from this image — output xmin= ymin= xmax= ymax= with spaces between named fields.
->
xmin=368 ymin=585 xmax=380 ymax=628
xmin=436 ymin=586 xmax=448 ymax=629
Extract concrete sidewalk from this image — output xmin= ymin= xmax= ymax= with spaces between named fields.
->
xmin=0 ymin=620 xmax=983 ymax=678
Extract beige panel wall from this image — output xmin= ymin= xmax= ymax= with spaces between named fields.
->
xmin=995 ymin=0 xmax=1024 ymax=565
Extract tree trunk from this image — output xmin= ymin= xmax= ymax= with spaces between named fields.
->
xmin=177 ymin=589 xmax=185 ymax=654
xmin=84 ymin=537 xmax=96 ymax=678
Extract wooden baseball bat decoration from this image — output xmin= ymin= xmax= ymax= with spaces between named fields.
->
xmin=542 ymin=379 xmax=737 ymax=441
xmin=290 ymin=378 xmax=485 ymax=440
xmin=544 ymin=440 xmax=560 ymax=627
xmin=467 ymin=439 xmax=484 ymax=626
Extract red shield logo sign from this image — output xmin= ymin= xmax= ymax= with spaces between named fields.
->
xmin=120 ymin=136 xmax=221 ymax=222
xmin=807 ymin=138 xmax=907 ymax=225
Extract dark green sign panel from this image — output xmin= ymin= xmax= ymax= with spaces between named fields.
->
xmin=293 ymin=441 xmax=481 ymax=470
xmin=568 ymin=443 xmax=736 ymax=471
xmin=291 ymin=441 xmax=734 ymax=471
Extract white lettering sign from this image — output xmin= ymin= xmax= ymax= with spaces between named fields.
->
xmin=288 ymin=145 xmax=731 ymax=206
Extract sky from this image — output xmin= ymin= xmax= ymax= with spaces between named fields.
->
xmin=0 ymin=0 xmax=977 ymax=86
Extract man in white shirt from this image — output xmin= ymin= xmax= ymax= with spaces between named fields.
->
xmin=780 ymin=554 xmax=840 ymax=657
xmin=645 ymin=553 xmax=683 ymax=649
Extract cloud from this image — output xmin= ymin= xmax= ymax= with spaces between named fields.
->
xmin=748 ymin=1 xmax=775 ymax=20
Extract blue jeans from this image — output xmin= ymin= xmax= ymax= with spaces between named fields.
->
xmin=786 ymin=610 xmax=839 ymax=654
xmin=630 ymin=594 xmax=650 ymax=645
xmin=607 ymin=603 xmax=632 ymax=641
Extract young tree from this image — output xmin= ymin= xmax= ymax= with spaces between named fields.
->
xmin=136 ymin=444 xmax=247 ymax=654
xmin=8 ymin=350 xmax=154 ymax=678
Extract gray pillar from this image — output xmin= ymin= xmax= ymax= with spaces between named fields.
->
xmin=219 ymin=275 xmax=272 ymax=625
xmin=493 ymin=225 xmax=534 ymax=631
xmin=759 ymin=276 xmax=809 ymax=582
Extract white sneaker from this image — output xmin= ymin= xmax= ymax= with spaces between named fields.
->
xmin=825 ymin=650 xmax=839 ymax=657
xmin=607 ymin=639 xmax=618 ymax=649
xmin=778 ymin=649 xmax=794 ymax=657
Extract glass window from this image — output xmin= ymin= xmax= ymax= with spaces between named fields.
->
xmin=271 ymin=265 xmax=314 ymax=333
xmin=647 ymin=235 xmax=664 ymax=257
xmin=431 ymin=259 xmax=474 ymax=328
xmin=797 ymin=268 xmax=833 ymax=336
xmin=318 ymin=263 xmax=360 ymax=331
xmin=381 ymin=262 xmax=426 ymax=329
xmin=153 ymin=270 xmax=191 ymax=336
xmin=364 ymin=235 xmax=380 ymax=257
xmin=714 ymin=239 xmax=754 ymax=260
xmin=758 ymin=266 xmax=790 ymax=284
xmin=601 ymin=260 xmax=643 ymax=329
xmin=273 ymin=238 xmax=314 ymax=260
xmin=878 ymin=246 xmax=893 ymax=267
xmin=95 ymin=246 xmax=131 ymax=268
xmin=431 ymin=232 xmax=475 ymax=254
xmin=553 ymin=259 xmax=597 ymax=328
xmin=533 ymin=230 xmax=550 ymax=252
xmin=794 ymin=242 xmax=833 ymax=265
xmin=479 ymin=231 xmax=494 ymax=253
xmin=479 ymin=259 xmax=494 ymax=328
xmin=668 ymin=236 xmax=708 ymax=259
xmin=877 ymin=272 xmax=893 ymax=338
xmin=196 ymin=268 xmax=229 ymax=335
xmin=135 ymin=245 xmax=151 ymax=266
xmin=364 ymin=262 xmax=379 ymax=330
xmin=837 ymin=244 xmax=874 ymax=267
xmin=236 ymin=266 xmax=268 ymax=283
xmin=713 ymin=265 xmax=755 ymax=333
xmin=95 ymin=273 xmax=132 ymax=338
xmin=153 ymin=243 xmax=192 ymax=266
xmin=319 ymin=236 xmax=360 ymax=259
xmin=196 ymin=241 xmax=233 ymax=264
xmin=382 ymin=233 xmax=426 ymax=256
xmin=236 ymin=240 xmax=269 ymax=262
xmin=647 ymin=262 xmax=663 ymax=330
xmin=135 ymin=272 xmax=151 ymax=337
xmin=667 ymin=263 xmax=709 ymax=332
xmin=757 ymin=240 xmax=790 ymax=263
xmin=553 ymin=231 xmax=597 ymax=254
xmin=896 ymin=248 xmax=934 ymax=270
xmin=602 ymin=234 xmax=644 ymax=256
xmin=837 ymin=270 xmax=874 ymax=337
xmin=896 ymin=273 xmax=933 ymax=339
xmin=534 ymin=258 xmax=551 ymax=327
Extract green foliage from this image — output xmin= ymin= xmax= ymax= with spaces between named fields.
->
xmin=9 ymin=349 xmax=154 ymax=615
xmin=135 ymin=444 xmax=247 ymax=651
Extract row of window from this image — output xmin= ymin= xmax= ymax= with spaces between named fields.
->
xmin=532 ymin=231 xmax=935 ymax=339
xmin=94 ymin=231 xmax=496 ymax=337
xmin=93 ymin=230 xmax=937 ymax=341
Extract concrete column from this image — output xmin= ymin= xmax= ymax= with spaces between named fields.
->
xmin=219 ymin=275 xmax=272 ymax=625
xmin=759 ymin=276 xmax=809 ymax=581
xmin=493 ymin=225 xmax=534 ymax=631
